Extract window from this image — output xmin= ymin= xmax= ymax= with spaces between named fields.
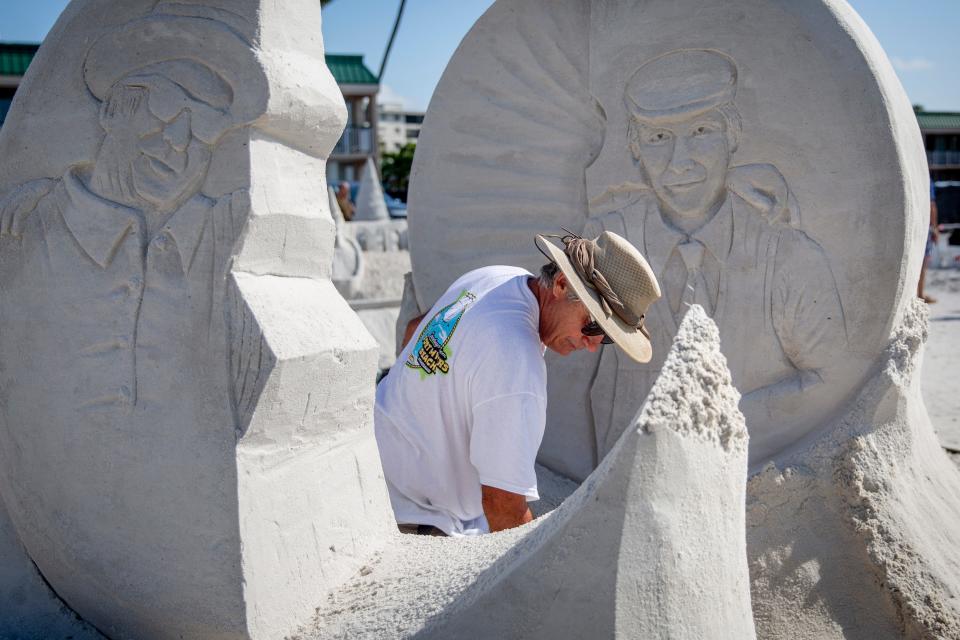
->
xmin=0 ymin=87 xmax=16 ymax=128
xmin=0 ymin=98 xmax=12 ymax=127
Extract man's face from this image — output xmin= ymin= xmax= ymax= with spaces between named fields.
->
xmin=634 ymin=109 xmax=731 ymax=224
xmin=539 ymin=274 xmax=605 ymax=356
xmin=98 ymin=84 xmax=213 ymax=211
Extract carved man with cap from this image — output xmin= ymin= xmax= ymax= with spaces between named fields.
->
xmin=0 ymin=6 xmax=272 ymax=608
xmin=0 ymin=6 xmax=267 ymax=414
xmin=374 ymin=231 xmax=659 ymax=536
xmin=584 ymin=49 xmax=846 ymax=464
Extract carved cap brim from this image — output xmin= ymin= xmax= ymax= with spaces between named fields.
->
xmin=83 ymin=14 xmax=267 ymax=128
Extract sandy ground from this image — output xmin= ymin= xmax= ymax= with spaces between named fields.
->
xmin=921 ymin=268 xmax=960 ymax=469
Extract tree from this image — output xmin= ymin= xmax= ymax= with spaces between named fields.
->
xmin=381 ymin=142 xmax=416 ymax=200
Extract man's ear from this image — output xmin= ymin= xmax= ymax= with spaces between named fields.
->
xmin=553 ymin=272 xmax=568 ymax=300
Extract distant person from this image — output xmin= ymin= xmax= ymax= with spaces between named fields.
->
xmin=375 ymin=230 xmax=660 ymax=536
xmin=336 ymin=181 xmax=355 ymax=221
xmin=918 ymin=180 xmax=939 ymax=304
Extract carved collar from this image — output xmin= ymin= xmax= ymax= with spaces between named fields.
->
xmin=59 ymin=168 xmax=213 ymax=273
xmin=642 ymin=191 xmax=735 ymax=275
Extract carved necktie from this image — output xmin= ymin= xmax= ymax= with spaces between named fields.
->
xmin=664 ymin=239 xmax=720 ymax=321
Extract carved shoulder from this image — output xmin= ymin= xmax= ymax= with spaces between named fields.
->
xmin=728 ymin=163 xmax=800 ymax=228
xmin=0 ymin=178 xmax=58 ymax=237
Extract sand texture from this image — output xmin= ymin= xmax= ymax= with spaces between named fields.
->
xmin=747 ymin=298 xmax=960 ymax=639
xmin=922 ymin=270 xmax=960 ymax=452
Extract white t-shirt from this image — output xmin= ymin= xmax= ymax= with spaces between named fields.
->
xmin=374 ymin=266 xmax=547 ymax=536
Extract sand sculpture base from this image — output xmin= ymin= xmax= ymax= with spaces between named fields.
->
xmin=747 ymin=299 xmax=960 ymax=639
xmin=301 ymin=307 xmax=755 ymax=640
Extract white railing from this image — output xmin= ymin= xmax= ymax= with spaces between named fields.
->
xmin=333 ymin=126 xmax=374 ymax=155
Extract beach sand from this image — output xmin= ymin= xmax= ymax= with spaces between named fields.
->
xmin=923 ymin=268 xmax=960 ymax=468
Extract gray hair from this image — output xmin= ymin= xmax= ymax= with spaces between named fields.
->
xmin=538 ymin=262 xmax=580 ymax=302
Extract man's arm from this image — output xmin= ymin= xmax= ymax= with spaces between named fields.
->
xmin=401 ymin=313 xmax=426 ymax=350
xmin=740 ymin=230 xmax=847 ymax=460
xmin=482 ymin=484 xmax=533 ymax=532
xmin=931 ymin=197 xmax=939 ymax=242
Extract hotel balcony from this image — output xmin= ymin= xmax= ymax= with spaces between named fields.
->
xmin=333 ymin=125 xmax=374 ymax=156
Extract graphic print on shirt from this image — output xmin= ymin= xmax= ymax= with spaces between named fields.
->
xmin=406 ymin=290 xmax=477 ymax=378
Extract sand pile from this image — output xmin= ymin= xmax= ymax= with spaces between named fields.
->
xmin=747 ymin=299 xmax=960 ymax=639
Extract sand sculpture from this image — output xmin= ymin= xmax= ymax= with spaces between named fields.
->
xmin=353 ymin=156 xmax=390 ymax=222
xmin=336 ymin=159 xmax=410 ymax=370
xmin=407 ymin=0 xmax=960 ymax=636
xmin=0 ymin=1 xmax=394 ymax=637
xmin=2 ymin=0 xmax=957 ymax=638
xmin=329 ymin=184 xmax=365 ymax=298
xmin=350 ymin=158 xmax=408 ymax=253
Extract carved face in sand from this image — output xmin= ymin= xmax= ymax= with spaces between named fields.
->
xmin=624 ymin=50 xmax=742 ymax=229
xmin=93 ymin=64 xmax=233 ymax=212
xmin=630 ymin=108 xmax=733 ymax=226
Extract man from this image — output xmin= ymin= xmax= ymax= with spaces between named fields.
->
xmin=584 ymin=49 xmax=846 ymax=464
xmin=336 ymin=181 xmax=356 ymax=221
xmin=375 ymin=231 xmax=660 ymax=536
xmin=918 ymin=180 xmax=939 ymax=303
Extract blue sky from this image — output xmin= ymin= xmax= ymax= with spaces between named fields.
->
xmin=3 ymin=0 xmax=958 ymax=111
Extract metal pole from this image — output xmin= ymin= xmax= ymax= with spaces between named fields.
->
xmin=378 ymin=0 xmax=407 ymax=82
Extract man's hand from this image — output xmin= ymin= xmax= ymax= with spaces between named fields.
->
xmin=482 ymin=485 xmax=533 ymax=533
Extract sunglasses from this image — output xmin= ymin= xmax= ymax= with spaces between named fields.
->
xmin=581 ymin=320 xmax=614 ymax=344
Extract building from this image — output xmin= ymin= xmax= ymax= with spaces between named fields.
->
xmin=918 ymin=110 xmax=960 ymax=224
xmin=0 ymin=44 xmax=36 ymax=124
xmin=919 ymin=111 xmax=960 ymax=182
xmin=325 ymin=54 xmax=380 ymax=184
xmin=0 ymin=44 xmax=378 ymax=184
xmin=378 ymin=102 xmax=425 ymax=153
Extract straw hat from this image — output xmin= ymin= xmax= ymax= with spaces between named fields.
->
xmin=536 ymin=231 xmax=661 ymax=363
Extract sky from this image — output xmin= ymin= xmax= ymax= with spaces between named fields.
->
xmin=2 ymin=0 xmax=958 ymax=112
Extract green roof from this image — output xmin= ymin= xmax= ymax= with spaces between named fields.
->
xmin=916 ymin=111 xmax=960 ymax=131
xmin=0 ymin=43 xmax=376 ymax=85
xmin=0 ymin=43 xmax=39 ymax=77
xmin=324 ymin=54 xmax=378 ymax=85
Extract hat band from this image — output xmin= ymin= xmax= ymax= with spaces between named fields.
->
xmin=561 ymin=234 xmax=643 ymax=329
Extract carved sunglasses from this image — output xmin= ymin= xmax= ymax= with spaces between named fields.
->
xmin=581 ymin=320 xmax=614 ymax=344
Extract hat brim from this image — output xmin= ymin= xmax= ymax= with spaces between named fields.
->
xmin=536 ymin=235 xmax=653 ymax=363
